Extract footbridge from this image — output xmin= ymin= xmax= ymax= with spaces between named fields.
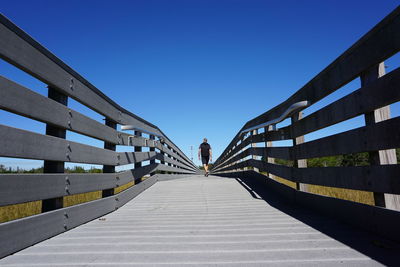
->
xmin=1 ymin=7 xmax=400 ymax=266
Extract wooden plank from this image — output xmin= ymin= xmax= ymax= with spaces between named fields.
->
xmin=0 ymin=173 xmax=114 ymax=206
xmin=117 ymin=151 xmax=156 ymax=166
xmin=292 ymin=165 xmax=400 ymax=194
xmin=156 ymin=153 xmax=195 ymax=171
xmin=216 ymin=146 xmax=291 ymax=173
xmin=0 ymin=15 xmax=160 ymax=135
xmin=0 ymin=124 xmax=116 ymax=165
xmin=0 ymin=23 xmax=119 ymax=124
xmin=0 ymin=15 xmax=195 ymax=170
xmin=156 ymin=164 xmax=195 ymax=174
xmin=292 ymin=67 xmax=400 ymax=137
xmin=246 ymin=128 xmax=292 ymax=144
xmin=251 ymin=130 xmax=259 ymax=172
xmin=0 ymin=208 xmax=65 ymax=258
xmin=254 ymin=146 xmax=292 ymax=160
xmin=265 ymin=125 xmax=276 ymax=179
xmin=294 ymin=117 xmax=400 ymax=159
xmin=242 ymin=7 xmax=400 ymax=131
xmin=249 ymin=159 xmax=292 ymax=180
xmin=160 ymin=145 xmax=196 ymax=170
xmin=0 ymin=76 xmax=122 ymax=144
xmin=215 ymin=127 xmax=291 ymax=169
xmin=215 ymin=138 xmax=251 ymax=169
xmin=214 ymin=148 xmax=251 ymax=171
xmin=0 ymin=164 xmax=165 ymax=206
xmin=291 ymin=112 xmax=308 ymax=191
xmin=361 ymin=63 xmax=400 ymax=210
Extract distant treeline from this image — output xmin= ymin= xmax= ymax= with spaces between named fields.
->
xmin=0 ymin=165 xmax=103 ymax=174
xmin=272 ymin=148 xmax=400 ymax=167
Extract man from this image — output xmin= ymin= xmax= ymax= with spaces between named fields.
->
xmin=198 ymin=138 xmax=212 ymax=176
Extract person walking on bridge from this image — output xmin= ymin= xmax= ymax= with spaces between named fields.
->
xmin=199 ymin=138 xmax=212 ymax=176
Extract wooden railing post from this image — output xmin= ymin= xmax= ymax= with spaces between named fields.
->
xmin=42 ymin=87 xmax=67 ymax=212
xmin=361 ymin=62 xmax=399 ymax=209
xmin=251 ymin=129 xmax=259 ymax=172
xmin=264 ymin=125 xmax=275 ymax=179
xmin=167 ymin=145 xmax=172 ymax=167
xmin=291 ymin=112 xmax=308 ymax=192
xmin=160 ymin=142 xmax=166 ymax=174
xmin=150 ymin=135 xmax=156 ymax=175
xmin=102 ymin=118 xmax=116 ymax=198
xmin=134 ymin=130 xmax=142 ymax=183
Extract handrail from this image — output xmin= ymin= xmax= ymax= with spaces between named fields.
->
xmin=213 ymin=5 xmax=400 ymax=207
xmin=213 ymin=6 xmax=400 ymax=168
xmin=121 ymin=125 xmax=163 ymax=138
xmin=240 ymin=101 xmax=309 ymax=135
xmin=0 ymin=13 xmax=195 ymax=169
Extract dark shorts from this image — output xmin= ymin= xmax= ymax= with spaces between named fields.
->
xmin=201 ymin=156 xmax=210 ymax=165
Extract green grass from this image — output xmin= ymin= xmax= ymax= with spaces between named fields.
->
xmin=267 ymin=174 xmax=374 ymax=205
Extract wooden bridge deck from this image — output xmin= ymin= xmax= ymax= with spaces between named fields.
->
xmin=1 ymin=175 xmax=399 ymax=266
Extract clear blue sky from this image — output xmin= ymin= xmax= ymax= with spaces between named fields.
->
xmin=1 ymin=0 xmax=399 ymax=169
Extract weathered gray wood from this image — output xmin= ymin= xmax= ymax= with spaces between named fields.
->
xmin=118 ymin=151 xmax=156 ymax=166
xmin=265 ymin=125 xmax=276 ymax=179
xmin=242 ymin=7 xmax=400 ymax=131
xmin=215 ymin=159 xmax=293 ymax=181
xmin=0 ymin=124 xmax=117 ymax=165
xmin=0 ymin=15 xmax=161 ymax=136
xmin=156 ymin=164 xmax=196 ymax=174
xmin=291 ymin=67 xmax=400 ymax=137
xmin=160 ymin=145 xmax=196 ymax=170
xmin=0 ymin=164 xmax=170 ymax=206
xmin=0 ymin=208 xmax=65 ymax=259
xmin=102 ymin=118 xmax=117 ymax=198
xmin=294 ymin=117 xmax=400 ymax=159
xmin=214 ymin=138 xmax=251 ymax=169
xmin=291 ymin=112 xmax=308 ymax=192
xmin=215 ymin=127 xmax=291 ymax=169
xmin=251 ymin=130 xmax=259 ymax=172
xmin=156 ymin=153 xmax=195 ymax=171
xmin=361 ymin=63 xmax=400 ymax=210
xmin=0 ymin=173 xmax=67 ymax=206
xmin=0 ymin=15 xmax=195 ymax=172
xmin=254 ymin=146 xmax=292 ymax=161
xmin=215 ymin=145 xmax=291 ymax=173
xmin=214 ymin=148 xmax=251 ymax=172
xmin=0 ymin=76 xmax=122 ymax=144
xmin=0 ymin=24 xmax=118 ymax=125
xmin=41 ymin=87 xmax=67 ymax=212
xmin=0 ymin=125 xmax=184 ymax=166
xmin=293 ymin=165 xmax=400 ymax=194
xmin=215 ymin=7 xmax=400 ymax=167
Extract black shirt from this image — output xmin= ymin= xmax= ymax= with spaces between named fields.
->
xmin=199 ymin=142 xmax=211 ymax=157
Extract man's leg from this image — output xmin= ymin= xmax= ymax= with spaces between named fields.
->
xmin=204 ymin=164 xmax=208 ymax=173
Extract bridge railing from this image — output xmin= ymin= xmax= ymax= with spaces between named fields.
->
xmin=212 ymin=7 xmax=400 ymax=239
xmin=0 ymin=14 xmax=197 ymax=257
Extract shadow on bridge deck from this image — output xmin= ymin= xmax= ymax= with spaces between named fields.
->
xmin=232 ymin=174 xmax=400 ymax=266
xmin=0 ymin=174 xmax=399 ymax=266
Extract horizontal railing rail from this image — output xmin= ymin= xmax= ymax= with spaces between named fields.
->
xmin=0 ymin=13 xmax=197 ymax=258
xmin=213 ymin=6 xmax=400 ymax=224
